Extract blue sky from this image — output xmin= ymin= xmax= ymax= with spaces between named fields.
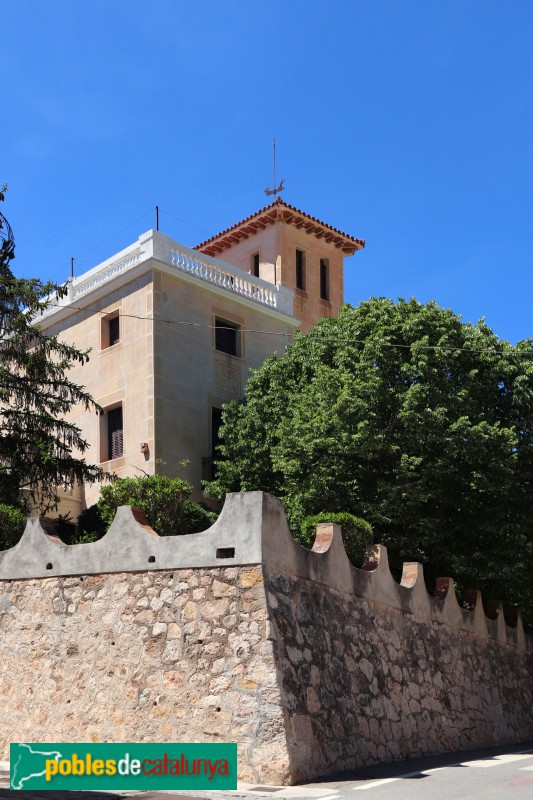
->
xmin=3 ymin=1 xmax=533 ymax=343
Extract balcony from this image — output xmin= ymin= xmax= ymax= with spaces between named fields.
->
xmin=166 ymin=240 xmax=294 ymax=316
xmin=34 ymin=230 xmax=295 ymax=323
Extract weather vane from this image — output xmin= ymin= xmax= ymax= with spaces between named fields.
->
xmin=264 ymin=139 xmax=285 ymax=197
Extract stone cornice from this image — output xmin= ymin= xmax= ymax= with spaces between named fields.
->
xmin=35 ymin=231 xmax=297 ymax=329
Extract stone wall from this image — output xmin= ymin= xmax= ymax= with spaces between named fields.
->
xmin=0 ymin=492 xmax=531 ymax=784
xmin=265 ymin=568 xmax=533 ymax=779
xmin=0 ymin=566 xmax=288 ymax=784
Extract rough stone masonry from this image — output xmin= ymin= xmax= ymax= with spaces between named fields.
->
xmin=0 ymin=492 xmax=531 ymax=784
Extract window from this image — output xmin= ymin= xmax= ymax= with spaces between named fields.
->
xmin=101 ymin=312 xmax=120 ymax=349
xmin=251 ymin=252 xmax=260 ymax=278
xmin=109 ymin=315 xmax=120 ymax=346
xmin=215 ymin=318 xmax=240 ymax=357
xmin=203 ymin=407 xmax=223 ymax=481
xmin=107 ymin=405 xmax=123 ymax=460
xmin=296 ymin=249 xmax=305 ymax=290
xmin=212 ymin=407 xmax=223 ymax=460
xmin=320 ymin=259 xmax=329 ymax=301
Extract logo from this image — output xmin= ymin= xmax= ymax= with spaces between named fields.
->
xmin=10 ymin=742 xmax=237 ymax=790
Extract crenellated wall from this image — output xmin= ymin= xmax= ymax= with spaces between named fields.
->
xmin=0 ymin=492 xmax=531 ymax=784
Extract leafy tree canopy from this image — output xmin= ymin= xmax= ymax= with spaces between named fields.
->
xmin=300 ymin=512 xmax=373 ymax=566
xmin=208 ymin=298 xmax=533 ymax=615
xmin=0 ymin=187 xmax=104 ymax=512
xmin=77 ymin=475 xmax=218 ymax=541
xmin=0 ymin=503 xmax=26 ymax=549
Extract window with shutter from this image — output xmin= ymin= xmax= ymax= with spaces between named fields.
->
xmin=107 ymin=406 xmax=123 ymax=460
xmin=108 ymin=315 xmax=120 ymax=346
xmin=101 ymin=312 xmax=121 ymax=349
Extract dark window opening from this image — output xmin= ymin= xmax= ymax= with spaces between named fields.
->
xmin=215 ymin=318 xmax=240 ymax=356
xmin=102 ymin=313 xmax=120 ymax=349
xmin=202 ymin=457 xmax=214 ymax=481
xmin=296 ymin=250 xmax=305 ymax=290
xmin=203 ymin=407 xmax=223 ymax=481
xmin=320 ymin=259 xmax=329 ymax=301
xmin=107 ymin=406 xmax=124 ymax=460
xmin=108 ymin=315 xmax=120 ymax=346
xmin=251 ymin=252 xmax=260 ymax=277
xmin=212 ymin=407 xmax=223 ymax=461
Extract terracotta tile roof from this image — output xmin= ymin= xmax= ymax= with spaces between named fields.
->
xmin=194 ymin=197 xmax=365 ymax=257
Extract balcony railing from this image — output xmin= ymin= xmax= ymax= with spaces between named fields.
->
xmin=33 ymin=230 xmax=295 ymax=322
xmin=168 ymin=244 xmax=294 ymax=316
xmin=74 ymin=249 xmax=144 ymax=300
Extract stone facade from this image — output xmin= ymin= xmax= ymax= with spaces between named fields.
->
xmin=38 ymin=233 xmax=299 ymax=511
xmin=34 ymin=200 xmax=364 ymax=516
xmin=0 ymin=492 xmax=531 ymax=784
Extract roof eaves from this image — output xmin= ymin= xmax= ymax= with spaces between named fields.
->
xmin=194 ymin=198 xmax=365 ymax=256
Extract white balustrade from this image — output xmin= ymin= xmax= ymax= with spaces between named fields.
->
xmin=169 ymin=247 xmax=293 ymax=315
xmin=73 ymin=250 xmax=143 ymax=299
xmin=33 ymin=233 xmax=294 ymax=323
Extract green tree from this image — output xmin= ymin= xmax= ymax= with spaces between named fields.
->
xmin=300 ymin=512 xmax=373 ymax=566
xmin=76 ymin=475 xmax=217 ymax=540
xmin=0 ymin=503 xmax=26 ymax=549
xmin=208 ymin=298 xmax=533 ymax=615
xmin=0 ymin=187 xmax=104 ymax=513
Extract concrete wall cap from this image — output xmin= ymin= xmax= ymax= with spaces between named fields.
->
xmin=0 ymin=490 xmax=529 ymax=651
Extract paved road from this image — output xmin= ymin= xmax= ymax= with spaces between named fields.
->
xmin=1 ymin=743 xmax=532 ymax=800
xmin=300 ymin=744 xmax=533 ymax=800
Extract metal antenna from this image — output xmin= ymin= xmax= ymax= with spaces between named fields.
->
xmin=70 ymin=257 xmax=74 ymax=279
xmin=264 ymin=139 xmax=285 ymax=197
xmin=156 ymin=205 xmax=159 ymax=232
xmin=273 ymin=139 xmax=276 ymax=193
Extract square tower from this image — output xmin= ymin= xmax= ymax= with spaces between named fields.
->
xmin=195 ymin=198 xmax=365 ymax=332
